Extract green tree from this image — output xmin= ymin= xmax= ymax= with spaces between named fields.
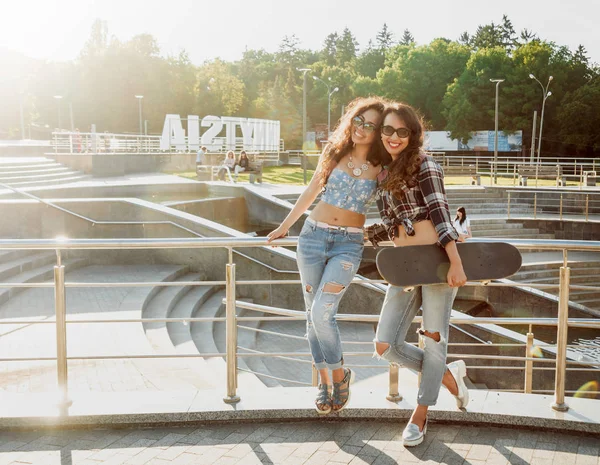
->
xmin=557 ymin=76 xmax=600 ymax=153
xmin=400 ymin=29 xmax=415 ymax=46
xmin=376 ymin=24 xmax=394 ymax=50
xmin=336 ymin=28 xmax=358 ymax=66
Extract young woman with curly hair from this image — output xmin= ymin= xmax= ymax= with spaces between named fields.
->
xmin=268 ymin=96 xmax=387 ymax=414
xmin=365 ymin=102 xmax=469 ymax=446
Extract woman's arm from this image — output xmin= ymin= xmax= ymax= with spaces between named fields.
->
xmin=266 ymin=152 xmax=328 ymax=242
xmin=443 ymin=240 xmax=467 ymax=287
xmin=418 ymin=158 xmax=466 ymax=286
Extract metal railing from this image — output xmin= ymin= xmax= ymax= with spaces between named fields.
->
xmin=429 ymin=154 xmax=600 ymax=188
xmin=0 ymin=236 xmax=599 ymax=415
xmin=506 ymin=190 xmax=600 ymax=222
xmin=51 ymin=132 xmax=285 ymax=156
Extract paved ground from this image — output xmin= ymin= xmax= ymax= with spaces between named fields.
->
xmin=1 ymin=419 xmax=598 ymax=465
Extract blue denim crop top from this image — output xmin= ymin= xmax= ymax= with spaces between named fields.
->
xmin=320 ymin=168 xmax=377 ymax=215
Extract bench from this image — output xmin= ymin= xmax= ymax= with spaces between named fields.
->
xmin=442 ymin=165 xmax=481 ymax=186
xmin=517 ymin=165 xmax=565 ymax=186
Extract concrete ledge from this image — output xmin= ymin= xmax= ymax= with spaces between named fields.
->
xmin=1 ymin=386 xmax=598 ymax=434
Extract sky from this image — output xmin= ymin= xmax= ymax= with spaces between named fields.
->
xmin=1 ymin=0 xmax=599 ymax=65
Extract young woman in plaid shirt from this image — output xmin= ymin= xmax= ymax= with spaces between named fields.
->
xmin=365 ymin=102 xmax=469 ymax=446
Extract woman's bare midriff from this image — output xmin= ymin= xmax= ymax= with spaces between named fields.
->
xmin=392 ymin=219 xmax=439 ymax=247
xmin=310 ymin=201 xmax=366 ymax=228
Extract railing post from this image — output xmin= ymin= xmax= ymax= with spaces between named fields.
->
xmin=559 ymin=194 xmax=563 ymax=221
xmin=54 ymin=251 xmax=71 ymax=409
xmin=552 ymin=250 xmax=570 ymax=412
xmin=387 ymin=363 xmax=402 ymax=402
xmin=513 ymin=163 xmax=516 ymax=187
xmin=302 ymin=153 xmax=308 ymax=185
xmin=585 ymin=195 xmax=589 ymax=222
xmin=507 ymin=192 xmax=511 ymax=219
xmin=524 ymin=328 xmax=534 ymax=394
xmin=223 ymin=262 xmax=240 ymax=404
xmin=533 ymin=193 xmax=537 ymax=219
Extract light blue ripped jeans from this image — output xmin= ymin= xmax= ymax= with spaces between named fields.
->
xmin=375 ymin=283 xmax=458 ymax=406
xmin=297 ymin=219 xmax=364 ymax=371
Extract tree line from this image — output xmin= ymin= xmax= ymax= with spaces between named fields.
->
xmin=2 ymin=15 xmax=598 ymax=156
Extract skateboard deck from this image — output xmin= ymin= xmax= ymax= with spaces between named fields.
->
xmin=376 ymin=242 xmax=522 ymax=287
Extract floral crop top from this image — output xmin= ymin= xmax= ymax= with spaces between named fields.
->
xmin=320 ymin=168 xmax=377 ymax=215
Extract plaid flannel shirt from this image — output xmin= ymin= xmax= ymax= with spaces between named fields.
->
xmin=366 ymin=156 xmax=459 ymax=247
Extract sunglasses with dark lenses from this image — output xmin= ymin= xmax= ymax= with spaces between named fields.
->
xmin=381 ymin=125 xmax=411 ymax=138
xmin=352 ymin=115 xmax=378 ymax=134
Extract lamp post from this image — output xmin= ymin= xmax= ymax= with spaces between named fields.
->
xmin=529 ymin=74 xmax=553 ymax=167
xmin=53 ymin=95 xmax=63 ymax=130
xmin=490 ymin=79 xmax=504 ymax=184
xmin=19 ymin=93 xmax=25 ymax=139
xmin=313 ymin=76 xmax=339 ymax=136
xmin=135 ymin=95 xmax=144 ymax=135
xmin=297 ymin=68 xmax=310 ymax=149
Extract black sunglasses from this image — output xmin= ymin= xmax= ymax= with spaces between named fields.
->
xmin=381 ymin=125 xmax=411 ymax=138
xmin=352 ymin=115 xmax=378 ymax=134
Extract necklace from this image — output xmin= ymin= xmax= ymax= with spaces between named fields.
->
xmin=347 ymin=155 xmax=370 ymax=177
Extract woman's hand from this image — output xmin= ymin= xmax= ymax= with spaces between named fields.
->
xmin=267 ymin=225 xmax=289 ymax=243
xmin=447 ymin=262 xmax=467 ymax=287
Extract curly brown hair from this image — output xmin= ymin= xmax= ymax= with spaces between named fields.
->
xmin=380 ymin=102 xmax=426 ymax=199
xmin=318 ymin=96 xmax=387 ymax=189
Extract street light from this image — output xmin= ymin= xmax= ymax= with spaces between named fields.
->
xmin=135 ymin=95 xmax=144 ymax=135
xmin=53 ymin=95 xmax=63 ymax=130
xmin=529 ymin=74 xmax=553 ymax=166
xmin=313 ymin=76 xmax=339 ymax=136
xmin=19 ymin=93 xmax=25 ymax=140
xmin=490 ymin=79 xmax=504 ymax=184
xmin=296 ymin=68 xmax=310 ymax=150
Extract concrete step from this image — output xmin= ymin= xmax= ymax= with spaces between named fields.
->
xmin=0 ymin=167 xmax=71 ymax=176
xmin=191 ymin=291 xmax=264 ymax=390
xmin=0 ymin=161 xmax=59 ymax=171
xmin=165 ymin=284 xmax=224 ymax=390
xmin=0 ymin=257 xmax=89 ymax=305
xmin=575 ymin=299 xmax=600 ymax=309
xmin=470 ymin=223 xmax=524 ymax=231
xmin=255 ymin=318 xmax=380 ymax=387
xmin=517 ymin=261 xmax=600 ymax=272
xmin=0 ymin=170 xmax=81 ymax=183
xmin=519 ymin=273 xmax=600 ymax=285
xmin=0 ymin=252 xmax=57 ymax=282
xmin=4 ymin=174 xmax=91 ymax=188
xmin=142 ymin=273 xmax=203 ymax=354
xmin=236 ymin=305 xmax=278 ymax=388
xmin=514 ymin=266 xmax=600 ymax=281
xmin=0 ymin=249 xmax=44 ymax=264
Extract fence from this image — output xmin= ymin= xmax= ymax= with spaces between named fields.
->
xmin=0 ymin=236 xmax=598 ymax=414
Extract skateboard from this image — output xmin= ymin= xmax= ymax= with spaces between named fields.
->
xmin=376 ymin=242 xmax=522 ymax=287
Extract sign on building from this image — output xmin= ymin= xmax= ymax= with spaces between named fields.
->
xmin=160 ymin=115 xmax=281 ymax=152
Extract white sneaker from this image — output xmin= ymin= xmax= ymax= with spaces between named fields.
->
xmin=448 ymin=360 xmax=469 ymax=409
xmin=402 ymin=419 xmax=427 ymax=447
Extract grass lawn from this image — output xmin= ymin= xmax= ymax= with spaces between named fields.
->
xmin=175 ymin=166 xmax=315 ymax=185
xmin=174 ymin=166 xmax=582 ymax=188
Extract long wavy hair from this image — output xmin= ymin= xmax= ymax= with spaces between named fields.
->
xmin=380 ymin=102 xmax=426 ymax=199
xmin=318 ymin=96 xmax=387 ymax=189
xmin=455 ymin=206 xmax=467 ymax=225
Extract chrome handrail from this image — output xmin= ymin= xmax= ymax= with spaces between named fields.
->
xmin=0 ymin=236 xmax=599 ymax=414
xmin=0 ymin=182 xmax=299 ymax=275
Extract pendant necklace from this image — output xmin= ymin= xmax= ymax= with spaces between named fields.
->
xmin=347 ymin=155 xmax=370 ymax=177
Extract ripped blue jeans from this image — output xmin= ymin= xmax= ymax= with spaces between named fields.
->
xmin=297 ymin=219 xmax=364 ymax=371
xmin=375 ymin=284 xmax=458 ymax=406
